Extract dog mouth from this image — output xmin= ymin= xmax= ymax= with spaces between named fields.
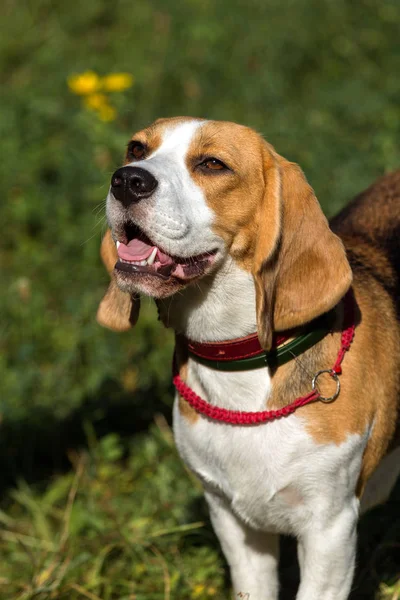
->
xmin=114 ymin=224 xmax=218 ymax=281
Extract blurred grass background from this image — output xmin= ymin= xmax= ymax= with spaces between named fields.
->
xmin=0 ymin=0 xmax=399 ymax=598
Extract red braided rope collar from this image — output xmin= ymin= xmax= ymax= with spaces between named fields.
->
xmin=173 ymin=292 xmax=355 ymax=425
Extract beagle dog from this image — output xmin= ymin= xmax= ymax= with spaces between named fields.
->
xmin=97 ymin=117 xmax=400 ymax=600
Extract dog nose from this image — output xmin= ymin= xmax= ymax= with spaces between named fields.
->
xmin=110 ymin=166 xmax=158 ymax=206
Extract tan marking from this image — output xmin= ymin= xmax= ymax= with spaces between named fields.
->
xmin=331 ymin=171 xmax=400 ymax=494
xmin=124 ymin=125 xmax=162 ymax=164
xmin=96 ymin=278 xmax=140 ymax=331
xmin=266 ymin=263 xmax=399 ymax=497
xmin=186 ymin=121 xmax=352 ymax=349
xmin=175 ymin=335 xmax=199 ymax=424
xmin=187 ymin=121 xmax=266 ymax=276
xmin=96 ymin=230 xmax=140 ymax=331
xmin=100 ymin=229 xmax=118 ymax=274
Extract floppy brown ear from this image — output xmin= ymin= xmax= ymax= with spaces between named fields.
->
xmin=96 ymin=230 xmax=140 ymax=331
xmin=253 ymin=149 xmax=352 ymax=349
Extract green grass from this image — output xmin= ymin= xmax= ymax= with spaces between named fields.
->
xmin=0 ymin=421 xmax=226 ymax=600
xmin=1 ymin=0 xmax=400 ymax=597
xmin=0 ymin=421 xmax=399 ymax=600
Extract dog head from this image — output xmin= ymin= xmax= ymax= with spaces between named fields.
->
xmin=98 ymin=117 xmax=352 ymax=347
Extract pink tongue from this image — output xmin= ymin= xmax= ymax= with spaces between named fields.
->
xmin=117 ymin=238 xmax=174 ymax=264
xmin=118 ymin=239 xmax=155 ymax=261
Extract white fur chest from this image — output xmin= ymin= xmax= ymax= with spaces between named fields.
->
xmin=173 ymin=360 xmax=367 ymax=536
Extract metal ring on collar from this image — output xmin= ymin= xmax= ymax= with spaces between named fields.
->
xmin=312 ymin=369 xmax=341 ymax=403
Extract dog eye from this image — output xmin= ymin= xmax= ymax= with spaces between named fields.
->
xmin=127 ymin=141 xmax=147 ymax=161
xmin=199 ymin=157 xmax=228 ymax=171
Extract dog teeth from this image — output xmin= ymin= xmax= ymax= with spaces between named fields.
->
xmin=116 ymin=241 xmax=120 ymax=249
xmin=147 ymin=247 xmax=158 ymax=266
xmin=120 ymin=258 xmax=151 ymax=266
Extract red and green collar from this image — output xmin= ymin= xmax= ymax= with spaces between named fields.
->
xmin=173 ymin=291 xmax=356 ymax=424
xmin=184 ymin=311 xmax=335 ymax=371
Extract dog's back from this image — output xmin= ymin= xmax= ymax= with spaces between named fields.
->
xmin=331 ymin=170 xmax=400 ymax=462
xmin=330 ymin=170 xmax=400 ymax=309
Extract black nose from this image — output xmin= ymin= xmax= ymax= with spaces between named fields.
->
xmin=110 ymin=166 xmax=158 ymax=206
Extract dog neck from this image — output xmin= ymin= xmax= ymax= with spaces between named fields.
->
xmin=157 ymin=256 xmax=347 ymax=412
xmin=157 ymin=256 xmax=258 ymax=343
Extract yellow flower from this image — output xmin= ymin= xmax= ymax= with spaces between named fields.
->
xmin=192 ymin=584 xmax=205 ymax=598
xmin=98 ymin=104 xmax=117 ymax=122
xmin=101 ymin=72 xmax=134 ymax=92
xmin=68 ymin=71 xmax=101 ymax=95
xmin=83 ymin=93 xmax=109 ymax=110
xmin=191 ymin=583 xmax=217 ymax=598
xmin=82 ymin=93 xmax=117 ymax=121
xmin=68 ymin=70 xmax=132 ymax=122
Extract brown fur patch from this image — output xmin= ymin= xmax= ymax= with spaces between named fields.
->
xmin=267 ymin=170 xmax=400 ymax=496
xmin=100 ymin=229 xmax=118 ymax=274
xmin=124 ymin=126 xmax=162 ymax=164
xmin=96 ymin=230 xmax=140 ymax=331
xmin=331 ymin=171 xmax=400 ymax=493
xmin=97 ymin=279 xmax=140 ymax=331
xmin=187 ymin=121 xmax=266 ymax=273
xmin=187 ymin=121 xmax=352 ymax=349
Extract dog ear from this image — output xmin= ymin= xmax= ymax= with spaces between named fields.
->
xmin=253 ymin=148 xmax=352 ymax=350
xmin=96 ymin=230 xmax=140 ymax=331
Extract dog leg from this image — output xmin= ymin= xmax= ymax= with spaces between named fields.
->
xmin=297 ymin=540 xmax=305 ymax=580
xmin=205 ymin=491 xmax=279 ymax=600
xmin=296 ymin=503 xmax=358 ymax=600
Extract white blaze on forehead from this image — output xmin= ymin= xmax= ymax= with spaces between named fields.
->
xmin=151 ymin=119 xmax=205 ymax=159
xmin=126 ymin=119 xmax=222 ymax=257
